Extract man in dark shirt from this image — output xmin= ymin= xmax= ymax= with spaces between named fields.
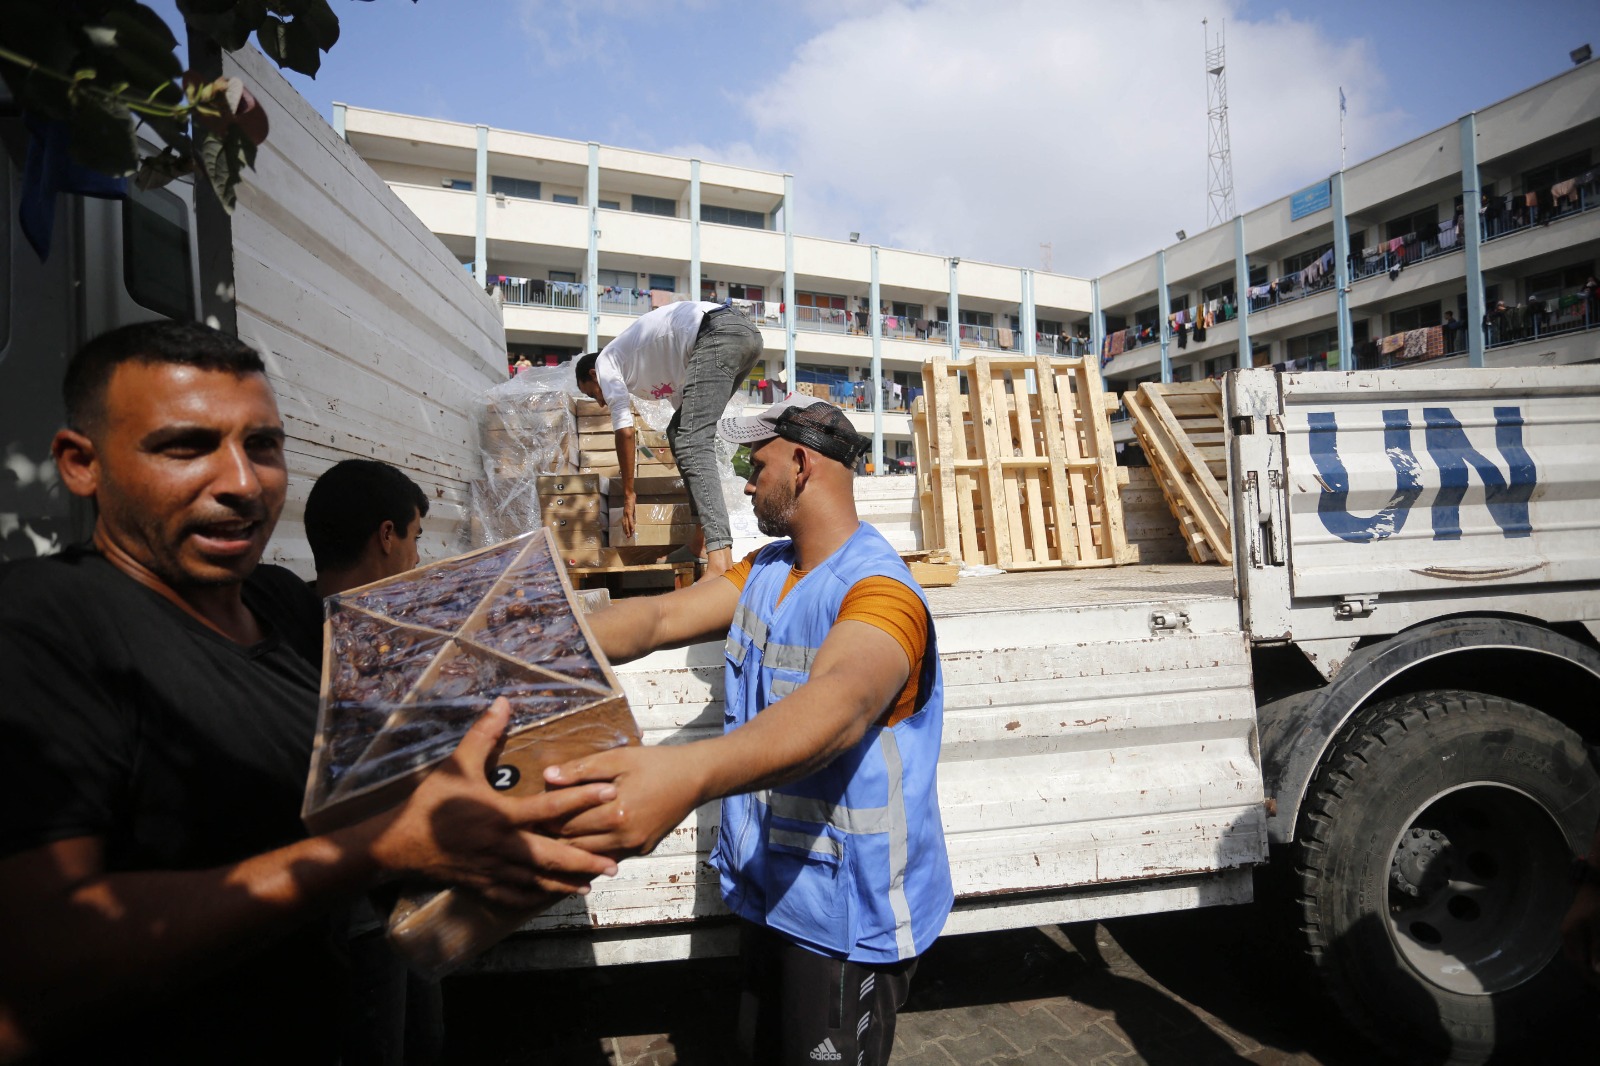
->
xmin=306 ymin=459 xmax=429 ymax=600
xmin=0 ymin=321 xmax=619 ymax=1062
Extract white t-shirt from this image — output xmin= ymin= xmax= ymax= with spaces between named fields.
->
xmin=596 ymin=301 xmax=723 ymax=430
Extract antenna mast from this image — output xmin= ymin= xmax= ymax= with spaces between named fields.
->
xmin=1204 ymin=17 xmax=1236 ymax=227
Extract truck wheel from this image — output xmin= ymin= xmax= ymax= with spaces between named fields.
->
xmin=1292 ymin=689 xmax=1599 ymax=1063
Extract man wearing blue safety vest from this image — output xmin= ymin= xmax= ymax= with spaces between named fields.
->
xmin=547 ymin=395 xmax=953 ymax=1066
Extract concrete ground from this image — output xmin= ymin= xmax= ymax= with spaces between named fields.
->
xmin=438 ymin=899 xmax=1596 ymax=1065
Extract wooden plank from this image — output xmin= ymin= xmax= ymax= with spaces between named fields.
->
xmin=971 ymin=357 xmax=1019 ymax=566
xmin=1032 ymin=354 xmax=1079 ymax=562
xmin=1007 ymin=368 xmax=1051 ymax=565
xmin=1123 ymin=383 xmax=1230 ymax=566
xmin=910 ymin=396 xmax=940 ymax=552
xmin=926 ymin=362 xmax=968 ymax=563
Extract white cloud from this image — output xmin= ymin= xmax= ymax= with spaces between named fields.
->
xmin=715 ymin=0 xmax=1401 ymax=277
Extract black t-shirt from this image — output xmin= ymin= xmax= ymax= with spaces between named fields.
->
xmin=0 ymin=547 xmax=345 ymax=1061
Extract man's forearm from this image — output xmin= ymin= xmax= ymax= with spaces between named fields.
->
xmin=615 ymin=426 xmax=636 ymax=494
xmin=0 ymin=827 xmax=380 ymax=1051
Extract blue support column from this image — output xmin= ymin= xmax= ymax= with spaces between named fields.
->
xmin=586 ymin=143 xmax=600 ymax=353
xmin=1090 ymin=278 xmax=1104 ymax=362
xmin=1022 ymin=269 xmax=1037 ymax=356
xmin=1460 ymin=113 xmax=1486 ymax=367
xmin=948 ymin=258 xmax=961 ymax=358
xmin=783 ymin=174 xmax=796 ymax=389
xmin=1233 ymin=215 xmax=1251 ymax=370
xmin=870 ymin=246 xmax=883 ymax=474
xmin=689 ymin=159 xmax=701 ymax=300
xmin=1157 ymin=250 xmax=1172 ymax=383
xmin=332 ymin=102 xmax=346 ymax=140
xmin=1332 ymin=171 xmax=1352 ymax=371
xmin=473 ymin=125 xmax=488 ymax=286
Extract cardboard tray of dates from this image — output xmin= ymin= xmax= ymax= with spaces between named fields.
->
xmin=302 ymin=528 xmax=638 ymax=835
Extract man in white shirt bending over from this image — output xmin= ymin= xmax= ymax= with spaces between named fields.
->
xmin=576 ymin=300 xmax=764 ymax=579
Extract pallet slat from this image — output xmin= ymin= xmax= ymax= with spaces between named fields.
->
xmin=1123 ymin=381 xmax=1232 ymax=566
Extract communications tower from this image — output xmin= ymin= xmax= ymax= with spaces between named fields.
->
xmin=1204 ymin=18 xmax=1236 ymax=227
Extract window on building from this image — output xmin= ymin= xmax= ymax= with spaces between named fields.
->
xmin=632 ymin=194 xmax=676 ymax=217
xmin=1523 ymin=150 xmax=1591 ymax=192
xmin=1384 ymin=208 xmax=1438 ymax=242
xmin=1134 ymin=305 xmax=1158 ymax=330
xmin=1167 ymin=294 xmax=1191 ymax=314
xmin=552 ymin=194 xmax=579 ymax=205
xmin=598 ymin=199 xmax=620 ymax=210
xmin=649 ymin=274 xmax=676 ymax=291
xmin=701 ymin=204 xmax=766 ymax=229
xmin=1251 ymin=344 xmax=1271 ymax=368
xmin=1203 ymin=355 xmax=1235 ymax=377
xmin=1284 ymin=242 xmax=1334 ymax=275
xmin=957 ymin=309 xmax=993 ymax=327
xmin=797 ymin=292 xmax=847 ymax=310
xmin=549 ymin=270 xmax=577 ymax=283
xmin=597 ymin=269 xmax=635 ymax=289
xmin=1389 ymin=300 xmax=1442 ymax=334
xmin=1201 ymin=279 xmax=1236 ymax=305
xmin=445 ymin=178 xmax=473 ymax=191
xmin=1286 ymin=327 xmax=1338 ymax=370
xmin=890 ymin=301 xmax=923 ymax=319
xmin=1104 ymin=313 xmax=1128 ymax=333
xmin=1248 ymin=265 xmax=1268 ymax=287
xmin=1037 ymin=318 xmax=1062 ymax=335
xmin=122 ymin=183 xmax=194 ymax=321
xmin=1171 ymin=364 xmax=1194 ymax=382
xmin=491 ymin=176 xmax=540 ymax=200
xmin=728 ymin=283 xmax=764 ymax=301
xmin=1525 ymin=263 xmax=1594 ymax=299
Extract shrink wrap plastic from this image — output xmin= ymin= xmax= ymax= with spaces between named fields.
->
xmin=300 ymin=529 xmax=637 ymax=974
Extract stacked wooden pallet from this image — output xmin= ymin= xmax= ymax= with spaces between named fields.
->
xmin=1121 ymin=381 xmax=1232 ymax=565
xmin=912 ymin=354 xmax=1132 ymax=570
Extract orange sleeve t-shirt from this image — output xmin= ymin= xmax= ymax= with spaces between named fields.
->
xmin=723 ymin=551 xmax=929 ymax=727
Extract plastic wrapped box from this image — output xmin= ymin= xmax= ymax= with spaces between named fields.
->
xmin=301 ymin=529 xmax=637 ymax=972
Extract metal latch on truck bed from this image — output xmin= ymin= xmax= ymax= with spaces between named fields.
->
xmin=1149 ymin=608 xmax=1190 ymax=633
xmin=1335 ymin=594 xmax=1378 ymax=619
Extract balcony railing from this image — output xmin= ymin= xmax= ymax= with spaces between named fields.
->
xmin=491 ymin=276 xmax=585 ymax=310
xmin=1482 ymin=172 xmax=1600 ymax=241
xmin=1351 ymin=222 xmax=1463 ymax=283
xmin=1485 ymin=296 xmax=1599 ymax=349
xmin=1246 ymin=263 xmax=1336 ymax=313
xmin=795 ymin=305 xmax=851 ymax=334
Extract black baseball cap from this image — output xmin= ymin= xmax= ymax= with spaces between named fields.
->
xmin=718 ymin=395 xmax=871 ymax=466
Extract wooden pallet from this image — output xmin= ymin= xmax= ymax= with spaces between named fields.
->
xmin=568 ymin=561 xmax=697 ymax=596
xmin=1122 ymin=381 xmax=1232 ymax=565
xmin=913 ymin=354 xmax=1131 ymax=570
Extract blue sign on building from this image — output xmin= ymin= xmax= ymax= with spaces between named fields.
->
xmin=1290 ymin=180 xmax=1332 ymax=221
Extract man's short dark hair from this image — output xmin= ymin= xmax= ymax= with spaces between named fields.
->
xmin=574 ymin=352 xmax=600 ymax=385
xmin=64 ymin=320 xmax=265 ymax=433
xmin=304 ymin=460 xmax=429 ymax=572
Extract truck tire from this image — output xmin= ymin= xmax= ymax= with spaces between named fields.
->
xmin=1292 ymin=689 xmax=1599 ymax=1063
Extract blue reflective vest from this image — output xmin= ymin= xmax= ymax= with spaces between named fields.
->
xmin=711 ymin=522 xmax=953 ymax=963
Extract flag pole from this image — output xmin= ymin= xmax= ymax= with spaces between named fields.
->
xmin=1339 ymin=86 xmax=1347 ymax=171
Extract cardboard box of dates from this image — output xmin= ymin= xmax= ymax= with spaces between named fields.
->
xmin=301 ymin=528 xmax=638 ymax=973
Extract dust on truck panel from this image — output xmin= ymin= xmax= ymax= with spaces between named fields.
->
xmin=1234 ymin=366 xmax=1600 ymax=647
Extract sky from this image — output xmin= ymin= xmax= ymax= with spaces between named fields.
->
xmin=146 ymin=0 xmax=1600 ymax=277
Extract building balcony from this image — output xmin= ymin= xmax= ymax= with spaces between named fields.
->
xmin=1480 ymin=173 xmax=1600 ymax=244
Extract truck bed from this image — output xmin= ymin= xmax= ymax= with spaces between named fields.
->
xmin=482 ymin=563 xmax=1265 ymax=970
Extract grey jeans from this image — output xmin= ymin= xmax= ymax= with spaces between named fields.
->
xmin=666 ymin=311 xmax=764 ymax=553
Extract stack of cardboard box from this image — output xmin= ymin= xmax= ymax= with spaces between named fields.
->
xmin=537 ymin=472 xmax=608 ymax=567
xmin=572 ymin=399 xmax=695 ymax=559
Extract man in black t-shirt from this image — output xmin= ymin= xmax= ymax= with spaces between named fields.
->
xmin=0 ymin=322 xmax=620 ymax=1062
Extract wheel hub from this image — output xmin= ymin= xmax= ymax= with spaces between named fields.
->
xmin=1384 ymin=784 xmax=1569 ymax=995
xmin=1390 ymin=827 xmax=1452 ymax=897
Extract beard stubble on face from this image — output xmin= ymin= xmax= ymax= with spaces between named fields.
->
xmin=753 ymin=468 xmax=799 ymax=538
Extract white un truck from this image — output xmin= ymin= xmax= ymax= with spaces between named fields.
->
xmin=480 ymin=364 xmax=1600 ymax=1065
xmin=6 ymin=43 xmax=1597 ymax=1066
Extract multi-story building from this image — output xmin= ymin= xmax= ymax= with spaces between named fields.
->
xmin=337 ymin=56 xmax=1599 ymax=461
